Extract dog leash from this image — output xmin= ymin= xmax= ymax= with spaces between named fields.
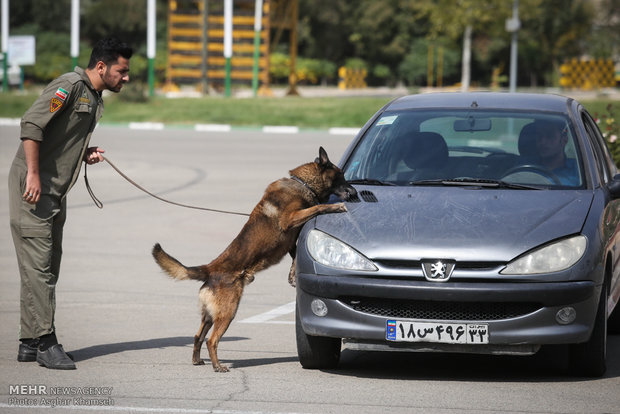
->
xmin=84 ymin=156 xmax=251 ymax=217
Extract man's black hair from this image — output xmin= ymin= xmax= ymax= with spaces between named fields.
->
xmin=87 ymin=37 xmax=133 ymax=69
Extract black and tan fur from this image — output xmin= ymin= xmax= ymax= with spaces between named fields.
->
xmin=152 ymin=147 xmax=356 ymax=372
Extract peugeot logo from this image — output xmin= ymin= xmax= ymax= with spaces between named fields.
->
xmin=422 ymin=260 xmax=455 ymax=282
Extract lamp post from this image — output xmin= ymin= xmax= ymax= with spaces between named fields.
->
xmin=1 ymin=0 xmax=8 ymax=92
xmin=252 ymin=0 xmax=263 ymax=97
xmin=147 ymin=0 xmax=156 ymax=97
xmin=71 ymin=0 xmax=79 ymax=70
xmin=224 ymin=0 xmax=232 ymax=97
xmin=506 ymin=0 xmax=520 ymax=93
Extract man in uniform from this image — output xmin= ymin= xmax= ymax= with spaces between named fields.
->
xmin=8 ymin=37 xmax=132 ymax=370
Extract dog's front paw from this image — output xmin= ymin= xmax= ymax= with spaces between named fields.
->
xmin=332 ymin=202 xmax=347 ymax=213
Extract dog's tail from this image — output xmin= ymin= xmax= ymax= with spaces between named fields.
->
xmin=152 ymin=243 xmax=209 ymax=282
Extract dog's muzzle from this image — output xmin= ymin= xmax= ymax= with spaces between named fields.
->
xmin=336 ymin=185 xmax=357 ymax=201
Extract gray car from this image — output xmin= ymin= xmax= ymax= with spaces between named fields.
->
xmin=295 ymin=92 xmax=620 ymax=377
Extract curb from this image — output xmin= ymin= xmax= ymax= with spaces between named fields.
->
xmin=0 ymin=118 xmax=360 ymax=136
xmin=127 ymin=122 xmax=360 ymax=136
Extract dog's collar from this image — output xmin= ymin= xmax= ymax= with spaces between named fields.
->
xmin=290 ymin=175 xmax=320 ymax=204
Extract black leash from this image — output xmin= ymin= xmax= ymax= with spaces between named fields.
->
xmin=84 ymin=156 xmax=251 ymax=217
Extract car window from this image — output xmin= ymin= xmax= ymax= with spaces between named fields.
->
xmin=582 ymin=110 xmax=615 ymax=184
xmin=344 ymin=109 xmax=584 ymax=188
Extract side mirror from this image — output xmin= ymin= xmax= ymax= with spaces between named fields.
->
xmin=608 ymin=174 xmax=620 ymax=199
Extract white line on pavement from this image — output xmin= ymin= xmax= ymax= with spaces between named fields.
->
xmin=238 ymin=301 xmax=295 ymax=324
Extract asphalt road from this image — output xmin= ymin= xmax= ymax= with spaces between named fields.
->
xmin=1 ymin=124 xmax=619 ymax=414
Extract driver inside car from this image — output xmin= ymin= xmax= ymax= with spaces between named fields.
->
xmin=518 ymin=119 xmax=580 ymax=186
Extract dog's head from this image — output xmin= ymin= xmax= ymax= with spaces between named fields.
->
xmin=315 ymin=147 xmax=357 ymax=202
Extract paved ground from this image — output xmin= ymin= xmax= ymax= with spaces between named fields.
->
xmin=1 ymin=125 xmax=619 ymax=414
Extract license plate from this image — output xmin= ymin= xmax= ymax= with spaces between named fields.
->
xmin=386 ymin=320 xmax=489 ymax=344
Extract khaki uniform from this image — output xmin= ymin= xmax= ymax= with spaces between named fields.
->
xmin=9 ymin=67 xmax=104 ymax=340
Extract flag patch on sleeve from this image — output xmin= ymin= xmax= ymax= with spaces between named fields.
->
xmin=55 ymin=87 xmax=68 ymax=101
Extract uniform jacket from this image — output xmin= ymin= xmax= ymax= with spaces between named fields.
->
xmin=13 ymin=67 xmax=104 ymax=199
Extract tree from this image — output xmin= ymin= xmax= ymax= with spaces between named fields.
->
xmin=398 ymin=38 xmax=460 ymax=87
xmin=82 ymin=0 xmax=147 ymax=48
xmin=518 ymin=0 xmax=594 ymax=86
xmin=409 ymin=0 xmax=512 ymax=90
xmin=6 ymin=0 xmax=168 ymax=84
xmin=298 ymin=0 xmax=428 ymax=85
xmin=588 ymin=0 xmax=620 ymax=59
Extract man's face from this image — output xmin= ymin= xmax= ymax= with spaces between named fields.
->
xmin=101 ymin=56 xmax=130 ymax=93
xmin=536 ymin=126 xmax=565 ymax=159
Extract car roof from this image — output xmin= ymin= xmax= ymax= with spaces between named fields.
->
xmin=385 ymin=92 xmax=573 ymax=113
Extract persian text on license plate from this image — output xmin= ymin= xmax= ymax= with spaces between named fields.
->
xmin=386 ymin=320 xmax=489 ymax=344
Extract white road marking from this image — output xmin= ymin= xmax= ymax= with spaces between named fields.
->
xmin=261 ymin=126 xmax=299 ymax=134
xmin=128 ymin=122 xmax=165 ymax=130
xmin=239 ymin=301 xmax=295 ymax=324
xmin=0 ymin=117 xmax=21 ymax=125
xmin=194 ymin=123 xmax=232 ymax=132
xmin=0 ymin=118 xmax=358 ymax=135
xmin=328 ymin=127 xmax=360 ymax=136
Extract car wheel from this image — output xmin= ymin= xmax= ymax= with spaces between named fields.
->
xmin=295 ymin=306 xmax=341 ymax=369
xmin=568 ymin=283 xmax=607 ymax=377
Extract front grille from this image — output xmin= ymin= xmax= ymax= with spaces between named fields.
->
xmin=340 ymin=297 xmax=541 ymax=321
xmin=374 ymin=260 xmax=505 ymax=272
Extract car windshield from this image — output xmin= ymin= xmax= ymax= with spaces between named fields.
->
xmin=344 ymin=109 xmax=584 ymax=188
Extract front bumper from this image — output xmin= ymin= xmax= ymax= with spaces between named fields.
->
xmin=296 ymin=273 xmax=600 ymax=353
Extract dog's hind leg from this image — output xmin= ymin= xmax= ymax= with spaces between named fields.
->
xmin=206 ymin=313 xmax=236 ymax=372
xmin=206 ymin=287 xmax=242 ymax=373
xmin=193 ymin=312 xmax=212 ymax=366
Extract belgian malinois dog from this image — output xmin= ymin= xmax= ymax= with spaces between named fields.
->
xmin=152 ymin=147 xmax=356 ymax=372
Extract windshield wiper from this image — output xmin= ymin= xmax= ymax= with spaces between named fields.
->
xmin=410 ymin=178 xmax=541 ymax=190
xmin=348 ymin=178 xmax=396 ymax=186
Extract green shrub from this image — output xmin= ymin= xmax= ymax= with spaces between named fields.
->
xmin=344 ymin=58 xmax=367 ymax=70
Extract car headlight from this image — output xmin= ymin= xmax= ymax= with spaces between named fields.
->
xmin=500 ymin=235 xmax=587 ymax=275
xmin=306 ymin=229 xmax=377 ymax=271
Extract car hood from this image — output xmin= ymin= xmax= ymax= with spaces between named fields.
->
xmin=314 ymin=186 xmax=594 ymax=262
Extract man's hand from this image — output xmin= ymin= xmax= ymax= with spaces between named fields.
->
xmin=22 ymin=139 xmax=41 ymax=204
xmin=85 ymin=147 xmax=105 ymax=164
xmin=23 ymin=171 xmax=41 ymax=204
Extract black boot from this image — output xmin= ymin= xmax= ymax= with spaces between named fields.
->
xmin=17 ymin=338 xmax=39 ymax=362
xmin=37 ymin=344 xmax=76 ymax=370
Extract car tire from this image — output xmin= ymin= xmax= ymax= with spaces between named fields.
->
xmin=295 ymin=306 xmax=341 ymax=369
xmin=568 ymin=283 xmax=607 ymax=377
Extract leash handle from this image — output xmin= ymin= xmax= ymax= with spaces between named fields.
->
xmin=84 ymin=155 xmax=250 ymax=217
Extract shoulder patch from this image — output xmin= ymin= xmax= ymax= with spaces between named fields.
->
xmin=50 ymin=97 xmax=63 ymax=113
xmin=55 ymin=87 xmax=69 ymax=101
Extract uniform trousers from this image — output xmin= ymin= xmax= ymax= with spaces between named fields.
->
xmin=8 ymin=161 xmax=66 ymax=340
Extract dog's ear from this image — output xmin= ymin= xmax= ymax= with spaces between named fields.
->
xmin=317 ymin=147 xmax=330 ymax=166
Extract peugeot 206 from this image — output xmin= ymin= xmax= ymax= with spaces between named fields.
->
xmin=295 ymin=92 xmax=620 ymax=377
